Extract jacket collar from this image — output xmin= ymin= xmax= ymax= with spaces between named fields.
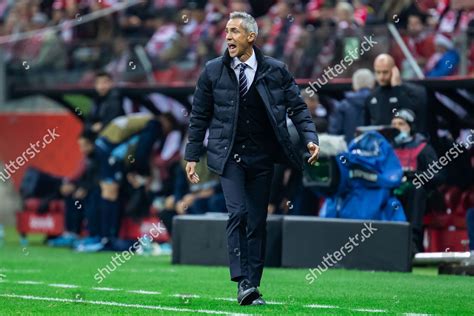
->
xmin=223 ymin=45 xmax=270 ymax=80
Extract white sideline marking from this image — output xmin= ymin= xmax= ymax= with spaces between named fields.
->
xmin=93 ymin=287 xmax=122 ymax=291
xmin=0 ymin=294 xmax=253 ymax=315
xmin=17 ymin=281 xmax=44 ymax=285
xmin=404 ymin=314 xmax=432 ymax=316
xmin=305 ymin=304 xmax=339 ymax=309
xmin=215 ymin=297 xmax=235 ymax=302
xmin=128 ymin=290 xmax=161 ymax=295
xmin=173 ymin=294 xmax=201 ymax=298
xmin=0 ymin=269 xmax=41 ymax=273
xmin=352 ymin=308 xmax=387 ymax=313
xmin=48 ymin=283 xmax=79 ymax=288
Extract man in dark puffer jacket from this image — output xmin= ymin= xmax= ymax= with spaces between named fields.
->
xmin=184 ymin=11 xmax=319 ymax=306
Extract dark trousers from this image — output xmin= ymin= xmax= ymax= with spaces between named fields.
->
xmin=401 ymin=186 xmax=428 ymax=253
xmin=219 ymin=144 xmax=274 ymax=287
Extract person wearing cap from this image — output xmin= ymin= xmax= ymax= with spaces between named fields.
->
xmin=391 ymin=109 xmax=444 ymax=253
xmin=424 ymin=33 xmax=460 ymax=77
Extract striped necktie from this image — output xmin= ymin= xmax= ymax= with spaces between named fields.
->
xmin=238 ymin=63 xmax=248 ymax=98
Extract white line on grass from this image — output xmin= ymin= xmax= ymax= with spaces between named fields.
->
xmin=48 ymin=283 xmax=79 ymax=288
xmin=172 ymin=294 xmax=201 ymax=298
xmin=0 ymin=269 xmax=42 ymax=273
xmin=0 ymin=294 xmax=253 ymax=316
xmin=352 ymin=308 xmax=387 ymax=313
xmin=4 ymin=279 xmax=432 ymax=315
xmin=128 ymin=290 xmax=162 ymax=295
xmin=305 ymin=304 xmax=390 ymax=314
xmin=92 ymin=287 xmax=122 ymax=291
xmin=17 ymin=281 xmax=44 ymax=285
xmin=305 ymin=304 xmax=339 ymax=309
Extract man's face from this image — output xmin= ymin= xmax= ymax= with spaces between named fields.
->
xmin=374 ymin=61 xmax=392 ymax=87
xmin=95 ymin=76 xmax=113 ymax=96
xmin=225 ymin=18 xmax=254 ymax=58
xmin=391 ymin=118 xmax=411 ymax=134
xmin=78 ymin=138 xmax=94 ymax=155
xmin=407 ymin=16 xmax=423 ymax=37
xmin=304 ymin=96 xmax=318 ymax=113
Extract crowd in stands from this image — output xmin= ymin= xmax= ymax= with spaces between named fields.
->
xmin=1 ymin=0 xmax=474 ymax=87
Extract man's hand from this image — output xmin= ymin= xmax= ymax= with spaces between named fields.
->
xmin=60 ymin=183 xmax=75 ymax=196
xmin=73 ymin=188 xmax=87 ymax=200
xmin=91 ymin=122 xmax=103 ymax=133
xmin=185 ymin=161 xmax=200 ymax=184
xmin=390 ymin=66 xmax=402 ymax=86
xmin=307 ymin=142 xmax=320 ymax=165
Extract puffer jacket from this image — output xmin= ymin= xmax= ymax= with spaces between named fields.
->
xmin=184 ymin=46 xmax=319 ymax=175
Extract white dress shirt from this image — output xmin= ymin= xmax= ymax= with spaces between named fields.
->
xmin=231 ymin=48 xmax=258 ymax=91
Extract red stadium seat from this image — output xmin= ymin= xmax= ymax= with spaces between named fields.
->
xmin=119 ymin=216 xmax=170 ymax=243
xmin=23 ymin=198 xmax=42 ymax=212
xmin=444 ymin=186 xmax=462 ymax=213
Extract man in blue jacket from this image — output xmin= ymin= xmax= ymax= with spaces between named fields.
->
xmin=184 ymin=11 xmax=319 ymax=306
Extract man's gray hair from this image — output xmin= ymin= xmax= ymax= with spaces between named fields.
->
xmin=352 ymin=68 xmax=375 ymax=91
xmin=229 ymin=11 xmax=258 ymax=36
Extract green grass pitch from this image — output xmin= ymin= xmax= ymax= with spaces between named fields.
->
xmin=1 ymin=227 xmax=473 ymax=315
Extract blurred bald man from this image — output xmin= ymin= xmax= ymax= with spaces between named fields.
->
xmin=365 ymin=54 xmax=428 ymax=134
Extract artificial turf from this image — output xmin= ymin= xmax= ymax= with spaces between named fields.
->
xmin=0 ymin=227 xmax=473 ymax=315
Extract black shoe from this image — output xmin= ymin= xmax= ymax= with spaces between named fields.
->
xmin=251 ymin=294 xmax=266 ymax=305
xmin=237 ymin=279 xmax=260 ymax=306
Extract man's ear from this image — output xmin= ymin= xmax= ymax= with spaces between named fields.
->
xmin=248 ymin=32 xmax=256 ymax=43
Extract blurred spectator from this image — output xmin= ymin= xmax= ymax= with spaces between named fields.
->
xmin=332 ymin=1 xmax=364 ymax=74
xmin=391 ymin=109 xmax=444 ymax=253
xmin=81 ymin=113 xmax=168 ymax=252
xmin=262 ymin=1 xmax=303 ymax=61
xmin=49 ymin=129 xmax=101 ymax=247
xmin=365 ymin=54 xmax=428 ymax=134
xmin=392 ymin=13 xmax=435 ymax=78
xmin=329 ymin=68 xmax=375 ymax=143
xmin=425 ymin=33 xmax=460 ymax=77
xmin=158 ymin=152 xmax=226 ymax=235
xmin=436 ymin=0 xmax=474 ymax=35
xmin=352 ymin=0 xmax=370 ymax=26
xmin=119 ymin=0 xmax=154 ymax=38
xmin=145 ymin=9 xmax=186 ymax=68
xmin=301 ymin=89 xmax=328 ymax=134
xmin=86 ymin=71 xmax=125 ymax=133
xmin=150 ymin=112 xmax=183 ymax=196
xmin=31 ymin=13 xmax=67 ymax=72
xmin=103 ymin=37 xmax=137 ymax=81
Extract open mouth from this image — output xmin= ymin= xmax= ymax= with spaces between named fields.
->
xmin=228 ymin=44 xmax=237 ymax=53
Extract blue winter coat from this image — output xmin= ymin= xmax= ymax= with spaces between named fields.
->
xmin=320 ymin=131 xmax=406 ymax=221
